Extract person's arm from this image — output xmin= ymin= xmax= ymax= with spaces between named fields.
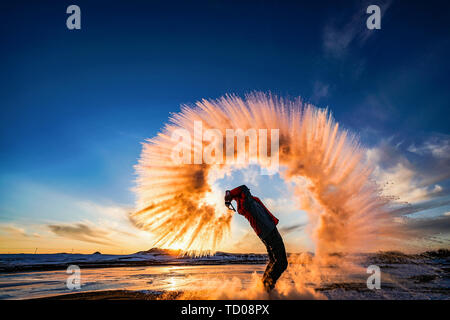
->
xmin=228 ymin=185 xmax=246 ymax=200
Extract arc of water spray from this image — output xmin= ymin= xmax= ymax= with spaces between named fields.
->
xmin=131 ymin=92 xmax=397 ymax=257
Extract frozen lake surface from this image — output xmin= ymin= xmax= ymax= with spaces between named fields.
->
xmin=0 ymin=250 xmax=448 ymax=300
xmin=0 ymin=264 xmax=265 ymax=299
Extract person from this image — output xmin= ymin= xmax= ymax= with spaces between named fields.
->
xmin=224 ymin=185 xmax=288 ymax=292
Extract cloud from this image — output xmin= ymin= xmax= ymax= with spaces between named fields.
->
xmin=263 ymin=197 xmax=301 ymax=215
xmin=77 ymin=201 xmax=131 ymax=220
xmin=242 ymin=166 xmax=260 ymax=187
xmin=0 ymin=224 xmax=33 ymax=238
xmin=0 ymin=182 xmax=155 ymax=253
xmin=311 ymin=81 xmax=330 ymax=103
xmin=401 ymin=214 xmax=450 ymax=236
xmin=278 ymin=223 xmax=306 ymax=235
xmin=359 ymin=93 xmax=396 ymax=122
xmin=375 ymin=162 xmax=441 ymax=203
xmin=44 ymin=200 xmax=154 ymax=251
xmin=408 ymin=135 xmax=450 ymax=159
xmin=390 ymin=214 xmax=450 ymax=250
xmin=367 ymin=134 xmax=450 ymax=203
xmin=365 ymin=133 xmax=450 ymax=248
xmin=76 ymin=201 xmax=138 ymax=237
xmin=389 ymin=198 xmax=450 ymax=217
xmin=48 ymin=223 xmax=113 ymax=246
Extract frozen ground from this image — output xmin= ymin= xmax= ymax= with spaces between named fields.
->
xmin=0 ymin=249 xmax=448 ymax=300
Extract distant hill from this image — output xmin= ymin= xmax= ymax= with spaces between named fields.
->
xmin=135 ymin=248 xmax=182 ymax=256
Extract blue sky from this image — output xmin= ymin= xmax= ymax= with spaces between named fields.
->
xmin=0 ymin=0 xmax=449 ymax=253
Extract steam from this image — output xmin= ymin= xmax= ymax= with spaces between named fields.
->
xmin=131 ymin=92 xmax=397 ymax=257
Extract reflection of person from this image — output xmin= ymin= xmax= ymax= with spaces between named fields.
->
xmin=225 ymin=185 xmax=288 ymax=292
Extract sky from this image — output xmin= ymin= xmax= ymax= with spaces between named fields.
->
xmin=0 ymin=0 xmax=449 ymax=254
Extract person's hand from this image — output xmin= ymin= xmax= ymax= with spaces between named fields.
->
xmin=224 ymin=190 xmax=232 ymax=202
xmin=224 ymin=190 xmax=236 ymax=212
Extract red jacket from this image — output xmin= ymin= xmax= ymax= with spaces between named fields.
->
xmin=228 ymin=185 xmax=279 ymax=236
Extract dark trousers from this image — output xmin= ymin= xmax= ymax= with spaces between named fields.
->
xmin=261 ymin=227 xmax=288 ymax=291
